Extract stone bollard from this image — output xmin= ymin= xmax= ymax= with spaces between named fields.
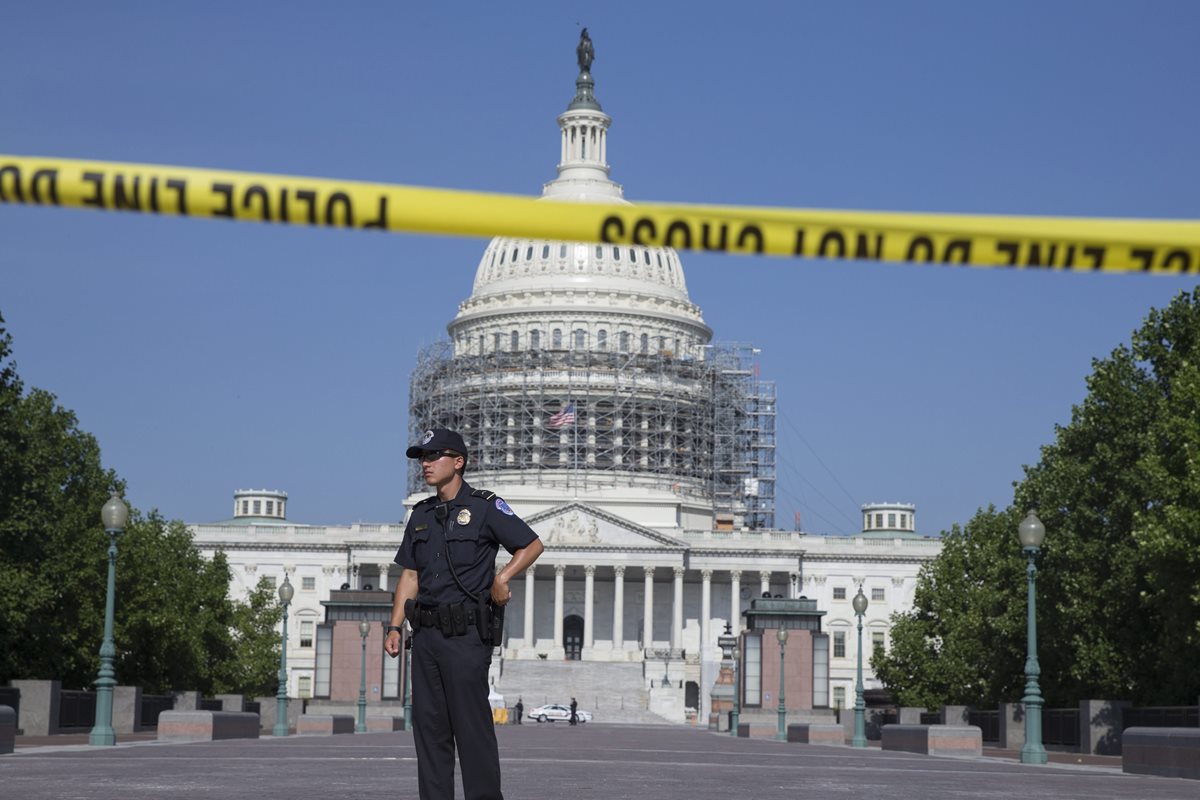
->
xmin=787 ymin=723 xmax=844 ymax=745
xmin=882 ymin=724 xmax=982 ymax=757
xmin=9 ymin=680 xmax=60 ymax=736
xmin=297 ymin=714 xmax=355 ymax=735
xmin=113 ymin=686 xmax=143 ymax=734
xmin=1079 ymin=699 xmax=1129 ymax=755
xmin=1122 ymin=727 xmax=1200 ymax=780
xmin=0 ymin=705 xmax=15 ymax=754
xmin=998 ymin=703 xmax=1024 ymax=751
xmin=158 ymin=711 xmax=260 ymax=742
xmin=171 ymin=691 xmax=202 ymax=711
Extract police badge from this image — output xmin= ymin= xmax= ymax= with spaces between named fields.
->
xmin=457 ymin=508 xmax=472 ymax=525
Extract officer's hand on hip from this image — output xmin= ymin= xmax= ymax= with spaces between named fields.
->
xmin=384 ymin=631 xmax=402 ymax=657
xmin=491 ymin=575 xmax=512 ymax=606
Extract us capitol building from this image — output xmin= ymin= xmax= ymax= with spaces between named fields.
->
xmin=190 ymin=36 xmax=942 ymax=724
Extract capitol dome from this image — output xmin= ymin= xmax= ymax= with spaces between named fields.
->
xmin=449 ymin=60 xmax=710 ymax=359
xmin=408 ymin=37 xmax=775 ymax=531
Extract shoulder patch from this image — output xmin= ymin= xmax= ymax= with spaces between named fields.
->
xmin=495 ymin=498 xmax=515 ymax=516
xmin=471 ymin=489 xmax=497 ymax=501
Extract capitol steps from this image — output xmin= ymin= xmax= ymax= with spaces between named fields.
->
xmin=494 ymin=659 xmax=678 ymax=725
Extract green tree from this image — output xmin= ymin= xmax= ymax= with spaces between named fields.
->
xmin=0 ymin=313 xmax=283 ymax=696
xmin=877 ymin=288 xmax=1200 ymax=707
xmin=0 ymin=312 xmax=119 ymax=688
xmin=873 ymin=506 xmax=1026 ymax=709
xmin=212 ymin=577 xmax=284 ymax=697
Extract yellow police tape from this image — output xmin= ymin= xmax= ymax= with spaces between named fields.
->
xmin=3 ymin=155 xmax=1200 ymax=273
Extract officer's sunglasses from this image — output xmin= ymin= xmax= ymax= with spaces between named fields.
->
xmin=418 ymin=450 xmax=461 ymax=463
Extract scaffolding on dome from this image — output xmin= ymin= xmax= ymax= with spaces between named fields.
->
xmin=408 ymin=341 xmax=775 ymax=529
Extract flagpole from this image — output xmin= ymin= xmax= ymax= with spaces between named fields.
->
xmin=573 ymin=397 xmax=579 ymax=499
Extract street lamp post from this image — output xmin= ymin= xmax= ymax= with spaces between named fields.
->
xmin=851 ymin=587 xmax=869 ymax=748
xmin=1019 ymin=510 xmax=1048 ymax=765
xmin=88 ymin=493 xmax=128 ymax=746
xmin=273 ymin=575 xmax=294 ymax=737
xmin=730 ymin=646 xmax=741 ymax=737
xmin=776 ymin=628 xmax=789 ymax=741
xmin=357 ymin=620 xmax=370 ymax=733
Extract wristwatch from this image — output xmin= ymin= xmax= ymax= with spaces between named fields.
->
xmin=385 ymin=625 xmax=404 ymax=635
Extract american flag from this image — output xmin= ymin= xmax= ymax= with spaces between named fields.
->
xmin=549 ymin=403 xmax=576 ymax=428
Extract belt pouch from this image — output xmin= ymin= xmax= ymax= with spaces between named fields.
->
xmin=450 ymin=602 xmax=468 ymax=636
xmin=437 ymin=604 xmax=453 ymax=635
xmin=489 ymin=601 xmax=505 ymax=645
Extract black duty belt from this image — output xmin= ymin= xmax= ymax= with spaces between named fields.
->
xmin=409 ymin=601 xmax=480 ymax=637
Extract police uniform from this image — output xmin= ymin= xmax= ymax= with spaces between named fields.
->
xmin=395 ymin=431 xmax=538 ymax=800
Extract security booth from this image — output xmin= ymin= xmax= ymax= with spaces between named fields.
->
xmin=737 ymin=596 xmax=831 ymax=720
xmin=311 ymin=589 xmax=406 ymax=712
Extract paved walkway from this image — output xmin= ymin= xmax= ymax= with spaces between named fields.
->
xmin=2 ymin=724 xmax=1192 ymax=799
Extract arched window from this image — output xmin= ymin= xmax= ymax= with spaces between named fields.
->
xmin=552 ymin=328 xmax=563 ymax=349
xmin=619 ymin=331 xmax=630 ymax=352
xmin=499 ymin=249 xmax=506 ymax=265
xmin=640 ymin=333 xmax=649 ymax=354
xmin=511 ymin=330 xmax=519 ymax=351
xmin=597 ymin=330 xmax=608 ymax=350
xmin=542 ymin=244 xmax=549 ymax=259
xmin=530 ymin=330 xmax=541 ymax=350
xmin=494 ymin=332 xmax=502 ymax=352
xmin=559 ymin=244 xmax=567 ymax=258
xmin=574 ymin=329 xmax=586 ymax=350
xmin=613 ymin=247 xmax=621 ymax=261
xmin=526 ymin=246 xmax=533 ymax=261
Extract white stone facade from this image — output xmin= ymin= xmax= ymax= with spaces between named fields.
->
xmin=188 ymin=43 xmax=943 ymax=716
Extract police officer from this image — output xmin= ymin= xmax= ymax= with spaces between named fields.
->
xmin=385 ymin=428 xmax=544 ymax=800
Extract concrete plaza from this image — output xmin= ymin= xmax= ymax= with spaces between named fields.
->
xmin=2 ymin=724 xmax=1193 ymax=799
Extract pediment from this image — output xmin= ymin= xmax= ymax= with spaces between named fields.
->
xmin=525 ymin=503 xmax=685 ymax=550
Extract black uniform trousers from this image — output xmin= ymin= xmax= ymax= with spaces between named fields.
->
xmin=412 ymin=623 xmax=502 ymax=800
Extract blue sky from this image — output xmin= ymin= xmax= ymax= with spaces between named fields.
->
xmin=3 ymin=2 xmax=1198 ymax=535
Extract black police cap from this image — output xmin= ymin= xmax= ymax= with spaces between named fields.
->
xmin=406 ymin=428 xmax=468 ymax=460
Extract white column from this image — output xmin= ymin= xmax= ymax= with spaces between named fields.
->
xmin=700 ymin=569 xmax=712 ymax=657
xmin=760 ymin=570 xmax=772 ymax=597
xmin=612 ymin=565 xmax=625 ymax=651
xmin=790 ymin=572 xmax=801 ymax=599
xmin=376 ymin=564 xmax=391 ymax=593
xmin=583 ymin=565 xmax=595 ymax=649
xmin=643 ymin=567 xmax=655 ymax=647
xmin=729 ymin=569 xmax=742 ymax=632
xmin=561 ymin=129 xmax=567 ymax=164
xmin=524 ymin=567 xmax=536 ymax=647
xmin=554 ymin=564 xmax=566 ymax=648
xmin=672 ymin=566 xmax=684 ymax=650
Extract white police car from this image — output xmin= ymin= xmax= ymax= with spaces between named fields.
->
xmin=529 ymin=703 xmax=592 ymax=723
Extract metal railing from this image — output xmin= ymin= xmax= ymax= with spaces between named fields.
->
xmin=968 ymin=710 xmax=1000 ymax=743
xmin=1122 ymin=705 xmax=1199 ymax=730
xmin=1043 ymin=708 xmax=1080 ymax=747
xmin=919 ymin=711 xmax=941 ymax=725
xmin=58 ymin=690 xmax=96 ymax=730
xmin=139 ymin=694 xmax=175 ymax=728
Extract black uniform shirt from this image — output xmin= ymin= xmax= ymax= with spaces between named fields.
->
xmin=394 ymin=480 xmax=538 ymax=607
